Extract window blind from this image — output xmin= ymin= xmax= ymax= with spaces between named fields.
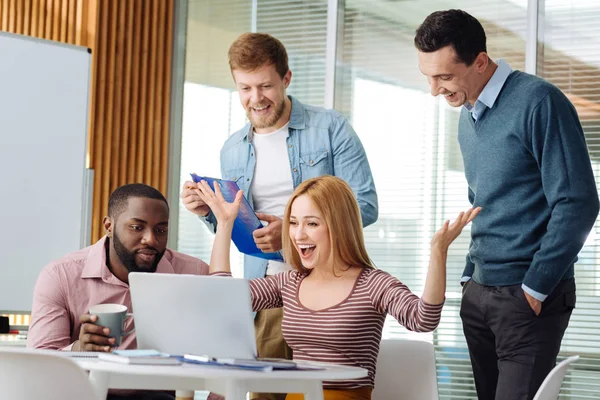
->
xmin=178 ymin=0 xmax=252 ymax=277
xmin=538 ymin=1 xmax=600 ymax=397
xmin=336 ymin=2 xmax=526 ymax=399
xmin=256 ymin=0 xmax=329 ymax=107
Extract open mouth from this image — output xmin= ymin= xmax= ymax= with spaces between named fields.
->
xmin=444 ymin=92 xmax=457 ymax=100
xmin=298 ymin=244 xmax=316 ymax=258
xmin=251 ymin=104 xmax=271 ymax=114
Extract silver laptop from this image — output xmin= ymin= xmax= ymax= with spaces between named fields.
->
xmin=129 ymin=272 xmax=258 ymax=359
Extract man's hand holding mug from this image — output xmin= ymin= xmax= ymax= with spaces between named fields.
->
xmin=72 ymin=304 xmax=134 ymax=352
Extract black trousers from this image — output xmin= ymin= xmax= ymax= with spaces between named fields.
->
xmin=460 ymin=278 xmax=575 ymax=400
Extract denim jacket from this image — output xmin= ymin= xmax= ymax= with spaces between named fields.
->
xmin=201 ymin=95 xmax=378 ymax=280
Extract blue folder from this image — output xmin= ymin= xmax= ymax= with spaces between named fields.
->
xmin=190 ymin=173 xmax=284 ymax=261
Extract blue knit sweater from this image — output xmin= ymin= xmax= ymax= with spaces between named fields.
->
xmin=459 ymin=71 xmax=599 ymax=297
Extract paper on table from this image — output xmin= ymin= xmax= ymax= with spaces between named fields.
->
xmin=180 ymin=354 xmax=272 ymax=372
xmin=182 ymin=354 xmax=325 ymax=371
xmin=98 ymin=350 xmax=181 ymax=365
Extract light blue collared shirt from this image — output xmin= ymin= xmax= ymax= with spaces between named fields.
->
xmin=464 ymin=59 xmax=512 ymax=122
xmin=200 ymin=95 xmax=378 ymax=281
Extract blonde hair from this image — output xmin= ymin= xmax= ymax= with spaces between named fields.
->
xmin=282 ymin=175 xmax=374 ymax=274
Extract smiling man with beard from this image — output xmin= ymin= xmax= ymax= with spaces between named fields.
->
xmin=180 ymin=33 xmax=378 ymax=400
xmin=27 ymin=184 xmax=214 ymax=400
xmin=414 ymin=10 xmax=599 ymax=400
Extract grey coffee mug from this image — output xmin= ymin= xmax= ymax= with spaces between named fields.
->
xmin=89 ymin=303 xmax=134 ymax=346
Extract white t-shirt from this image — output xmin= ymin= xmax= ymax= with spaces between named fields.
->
xmin=250 ymin=123 xmax=294 ymax=275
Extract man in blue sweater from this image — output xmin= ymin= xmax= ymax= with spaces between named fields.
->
xmin=414 ymin=9 xmax=599 ymax=400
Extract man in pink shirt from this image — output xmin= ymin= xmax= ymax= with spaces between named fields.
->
xmin=27 ymin=183 xmax=211 ymax=400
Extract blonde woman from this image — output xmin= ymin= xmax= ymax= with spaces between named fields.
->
xmin=196 ymin=175 xmax=480 ymax=400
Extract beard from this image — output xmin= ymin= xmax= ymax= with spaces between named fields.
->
xmin=246 ymin=98 xmax=286 ymax=130
xmin=112 ymin=231 xmax=165 ymax=274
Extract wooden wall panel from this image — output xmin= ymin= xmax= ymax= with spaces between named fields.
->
xmin=0 ymin=0 xmax=95 ymax=46
xmin=0 ymin=0 xmax=176 ymax=244
xmin=91 ymin=0 xmax=175 ymax=243
xmin=90 ymin=0 xmax=175 ymax=242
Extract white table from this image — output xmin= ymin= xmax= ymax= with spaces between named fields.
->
xmin=76 ymin=359 xmax=368 ymax=400
xmin=0 ymin=335 xmax=27 ymax=347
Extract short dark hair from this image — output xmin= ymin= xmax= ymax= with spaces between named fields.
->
xmin=414 ymin=9 xmax=487 ymax=66
xmin=108 ymin=183 xmax=168 ymax=219
xmin=228 ymin=33 xmax=289 ymax=78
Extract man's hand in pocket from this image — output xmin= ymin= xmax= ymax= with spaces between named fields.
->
xmin=524 ymin=290 xmax=542 ymax=315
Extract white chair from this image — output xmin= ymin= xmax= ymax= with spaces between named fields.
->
xmin=532 ymin=355 xmax=580 ymax=400
xmin=0 ymin=348 xmax=100 ymax=400
xmin=372 ymin=339 xmax=439 ymax=400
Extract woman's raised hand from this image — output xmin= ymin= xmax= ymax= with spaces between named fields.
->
xmin=194 ymin=180 xmax=243 ymax=226
xmin=430 ymin=207 xmax=481 ymax=252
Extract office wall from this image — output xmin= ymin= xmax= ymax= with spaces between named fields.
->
xmin=0 ymin=0 xmax=175 ymax=243
xmin=88 ymin=0 xmax=174 ymax=243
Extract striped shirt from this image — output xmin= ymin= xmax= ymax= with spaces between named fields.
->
xmin=220 ymin=267 xmax=444 ymax=389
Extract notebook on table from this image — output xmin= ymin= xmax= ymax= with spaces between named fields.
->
xmin=98 ymin=349 xmax=181 ymax=365
xmin=57 ymin=351 xmax=101 ymax=358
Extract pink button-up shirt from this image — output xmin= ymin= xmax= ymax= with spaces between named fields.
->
xmin=27 ymin=236 xmax=209 ymax=350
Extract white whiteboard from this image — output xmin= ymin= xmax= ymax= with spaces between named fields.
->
xmin=0 ymin=32 xmax=92 ymax=312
